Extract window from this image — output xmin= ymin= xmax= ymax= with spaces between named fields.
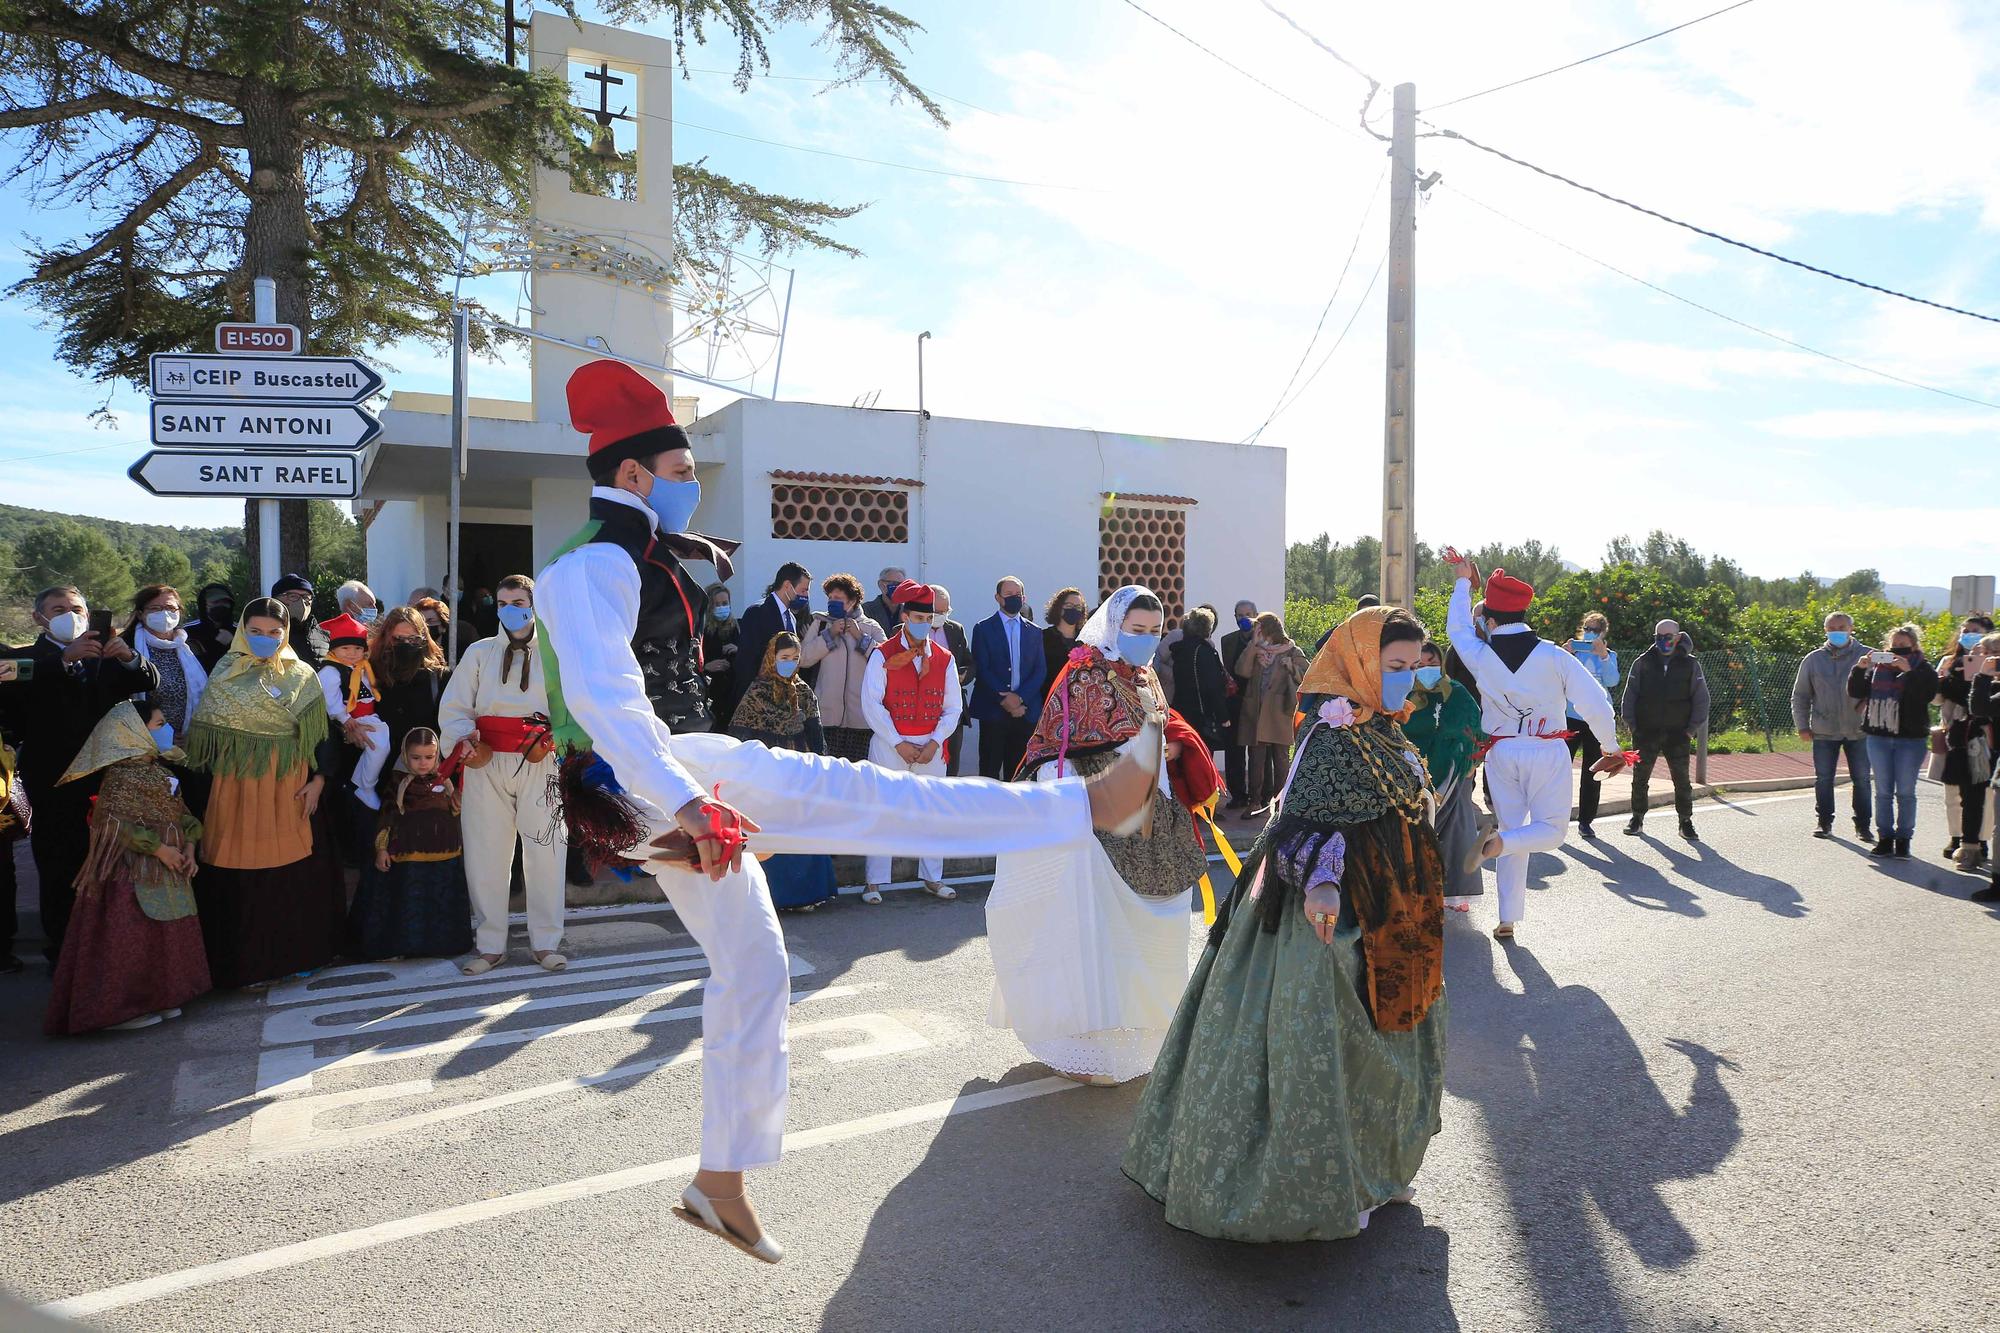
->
xmin=1098 ymin=499 xmax=1189 ymax=628
xmin=771 ymin=483 xmax=911 ymax=543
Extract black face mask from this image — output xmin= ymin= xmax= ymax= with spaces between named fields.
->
xmin=392 ymin=639 xmax=427 ymax=667
xmin=205 ymin=602 xmax=235 ymax=628
xmin=1062 ymin=607 xmax=1084 ymax=626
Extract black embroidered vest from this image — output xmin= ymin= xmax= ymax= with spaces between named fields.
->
xmin=584 ymin=496 xmax=711 ymax=731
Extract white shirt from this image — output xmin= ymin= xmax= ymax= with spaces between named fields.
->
xmin=860 ymin=630 xmax=964 ymax=746
xmin=1002 ymin=613 xmax=1022 ymax=690
xmin=1446 ymin=578 xmax=1618 ymax=750
xmin=770 ymin=591 xmax=797 ymax=635
xmin=536 ymin=487 xmax=707 ymax=814
xmin=438 ymin=632 xmax=550 ymax=751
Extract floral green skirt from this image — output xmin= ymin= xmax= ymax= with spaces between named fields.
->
xmin=1121 ymin=888 xmax=1447 ymax=1242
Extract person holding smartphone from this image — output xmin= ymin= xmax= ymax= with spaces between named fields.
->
xmin=1933 ymin=615 xmax=1996 ymax=870
xmin=1563 ymin=612 xmax=1620 ymax=838
xmin=1848 ymin=624 xmax=1939 ymax=859
xmin=1966 ymin=633 xmax=2000 ymax=902
xmin=3 ymin=585 xmax=158 ymax=961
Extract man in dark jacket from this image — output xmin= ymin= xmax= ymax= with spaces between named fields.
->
xmin=271 ymin=572 xmax=328 ymax=668
xmin=183 ymin=580 xmax=239 ymax=671
xmin=731 ymin=561 xmax=812 ymax=711
xmin=1219 ymin=600 xmax=1258 ymax=809
xmin=1621 ymin=620 xmax=1710 ymax=841
xmin=0 ymin=585 xmax=159 ymax=960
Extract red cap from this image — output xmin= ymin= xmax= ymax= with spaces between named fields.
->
xmin=889 ymin=579 xmax=935 ymax=612
xmin=1483 ymin=568 xmax=1535 ymax=614
xmin=566 ymin=360 xmax=689 ymax=474
xmin=321 ymin=612 xmax=370 ymax=649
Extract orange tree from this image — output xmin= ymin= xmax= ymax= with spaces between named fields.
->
xmin=1530 ymin=564 xmax=1736 ymax=649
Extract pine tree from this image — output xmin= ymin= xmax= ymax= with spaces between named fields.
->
xmin=0 ymin=0 xmax=941 ymax=564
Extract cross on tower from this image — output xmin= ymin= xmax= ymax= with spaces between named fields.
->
xmin=581 ymin=61 xmax=633 ymax=128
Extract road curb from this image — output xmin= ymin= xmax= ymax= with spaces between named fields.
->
xmin=1576 ymin=771 xmax=1827 ymax=819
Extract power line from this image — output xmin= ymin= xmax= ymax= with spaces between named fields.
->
xmin=1255 ymin=0 xmax=1383 ymax=91
xmin=1426 ymin=124 xmax=2000 ymax=326
xmin=1263 ymin=247 xmax=1390 ymax=428
xmin=1425 ymin=0 xmax=1761 ymax=112
xmin=1438 ymin=181 xmax=2000 ymax=412
xmin=1112 ymin=0 xmax=1371 ymax=143
xmin=1244 ymin=161 xmax=1389 ymax=442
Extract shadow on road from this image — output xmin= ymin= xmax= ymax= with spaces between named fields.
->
xmin=818 ymin=1072 xmax=1458 ymax=1333
xmin=1445 ymin=929 xmax=1740 ymax=1330
xmin=1658 ymin=841 xmax=1808 ymax=918
xmin=1562 ymin=838 xmax=1705 ymax=917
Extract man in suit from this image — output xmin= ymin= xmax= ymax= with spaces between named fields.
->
xmin=862 ymin=565 xmax=905 ymax=637
xmin=970 ymin=575 xmax=1047 ymax=780
xmin=931 ymin=585 xmax=976 ymax=776
xmin=1 ymin=585 xmax=158 ymax=961
xmin=731 ymin=561 xmax=813 ymax=710
xmin=1220 ymin=599 xmax=1258 ymax=810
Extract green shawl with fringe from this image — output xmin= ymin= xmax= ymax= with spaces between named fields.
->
xmin=183 ymin=633 xmax=327 ymax=779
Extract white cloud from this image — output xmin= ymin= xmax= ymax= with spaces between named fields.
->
xmin=1760 ymin=408 xmax=1997 ymax=439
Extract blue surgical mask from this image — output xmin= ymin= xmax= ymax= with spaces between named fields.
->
xmin=775 ymin=659 xmax=798 ymax=679
xmin=1656 ymin=635 xmax=1676 ymax=653
xmin=498 ymin=604 xmax=535 ymax=635
xmin=827 ymin=602 xmax=849 ymax=620
xmin=1961 ymin=632 xmax=1983 ymax=650
xmin=1117 ymin=631 xmax=1161 ymax=667
xmin=246 ymin=633 xmax=282 ymax=659
xmin=1579 ymin=630 xmax=1599 ymax=643
xmin=1002 ymin=595 xmax=1024 ymax=616
xmin=1381 ymin=668 xmax=1416 ymax=711
xmin=1414 ymin=665 xmax=1443 ymax=689
xmin=713 ymin=604 xmax=733 ymax=621
xmin=1236 ymin=616 xmax=1254 ymax=634
xmin=788 ymin=595 xmax=811 ymax=617
xmin=642 ymin=474 xmax=701 ymax=535
xmin=1827 ymin=630 xmax=1851 ymax=648
xmin=355 ymin=607 xmax=379 ymax=625
xmin=905 ymin=622 xmax=933 ymax=642
xmin=149 ymin=724 xmax=175 ymax=752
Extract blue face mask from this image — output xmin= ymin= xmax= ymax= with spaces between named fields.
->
xmin=713 ymin=604 xmax=732 ymax=621
xmin=1118 ymin=631 xmax=1161 ymax=667
xmin=1827 ymin=630 xmax=1850 ymax=648
xmin=1002 ymin=595 xmax=1024 ymax=616
xmin=1962 ymin=632 xmax=1984 ymax=650
xmin=355 ymin=607 xmax=379 ymax=625
xmin=245 ymin=632 xmax=282 ymax=659
xmin=775 ymin=659 xmax=798 ymax=679
xmin=643 ymin=474 xmax=701 ymax=535
xmin=149 ymin=724 xmax=175 ymax=752
xmin=1380 ymin=668 xmax=1416 ymax=711
xmin=1236 ymin=616 xmax=1254 ymax=634
xmin=788 ymin=595 xmax=811 ymax=617
xmin=1579 ymin=630 xmax=1599 ymax=643
xmin=904 ymin=621 xmax=933 ymax=642
xmin=1414 ymin=665 xmax=1443 ymax=689
xmin=497 ymin=604 xmax=535 ymax=635
xmin=827 ymin=602 xmax=849 ymax=620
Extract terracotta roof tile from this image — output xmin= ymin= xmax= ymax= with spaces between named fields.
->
xmin=1102 ymin=492 xmax=1198 ymax=506
xmin=771 ymin=470 xmax=922 ymax=487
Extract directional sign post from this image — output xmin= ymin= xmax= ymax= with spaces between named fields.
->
xmin=150 ymin=401 xmax=381 ymax=451
xmin=149 ymin=353 xmax=383 ymax=404
xmin=128 ymin=450 xmax=359 ymax=499
xmin=214 ymin=322 xmax=301 ymax=354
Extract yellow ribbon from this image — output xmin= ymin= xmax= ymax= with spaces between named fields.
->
xmin=1194 ymin=793 xmax=1243 ymax=926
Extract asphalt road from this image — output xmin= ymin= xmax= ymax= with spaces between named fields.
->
xmin=1 ymin=788 xmax=1995 ymax=1332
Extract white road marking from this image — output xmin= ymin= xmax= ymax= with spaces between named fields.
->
xmin=251 ymin=985 xmax=862 ymax=1096
xmin=46 ymin=1076 xmax=1081 ymax=1318
xmin=264 ymin=946 xmax=711 ymax=1007
xmin=251 ymin=1013 xmax=931 ymax=1155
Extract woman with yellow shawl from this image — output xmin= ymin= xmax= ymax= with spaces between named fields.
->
xmin=1124 ymin=606 xmax=1447 ymax=1242
xmin=183 ymin=597 xmax=347 ymax=988
xmin=44 ymin=701 xmax=211 ymax=1033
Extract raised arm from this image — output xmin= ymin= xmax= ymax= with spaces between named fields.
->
xmin=1445 ymin=576 xmax=1501 ymax=686
xmin=538 ymin=545 xmax=705 ymax=816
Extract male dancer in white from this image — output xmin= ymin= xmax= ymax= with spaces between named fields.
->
xmin=535 ymin=359 xmax=1159 ymax=1264
xmin=1445 ymin=551 xmax=1624 ymax=939
xmin=438 ymin=574 xmax=567 ymax=975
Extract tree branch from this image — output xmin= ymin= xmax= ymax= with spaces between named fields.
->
xmin=0 ymin=87 xmax=248 ymax=146
xmin=33 ymin=143 xmax=217 ymax=280
xmin=0 ymin=91 xmax=121 ymax=128
xmin=8 ymin=4 xmax=243 ymax=104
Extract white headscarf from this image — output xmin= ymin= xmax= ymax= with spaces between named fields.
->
xmin=1080 ymin=584 xmax=1158 ymax=663
xmin=133 ymin=622 xmax=209 ymax=729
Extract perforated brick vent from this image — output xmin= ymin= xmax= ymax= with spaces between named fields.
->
xmin=1098 ymin=502 xmax=1187 ymax=628
xmin=771 ymin=483 xmax=910 ymax=543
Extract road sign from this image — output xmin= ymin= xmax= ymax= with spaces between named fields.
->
xmin=149 ymin=401 xmax=380 ymax=451
xmin=149 ymin=352 xmax=383 ymax=404
xmin=128 ymin=450 xmax=359 ymax=499
xmin=214 ymin=322 xmax=301 ymax=354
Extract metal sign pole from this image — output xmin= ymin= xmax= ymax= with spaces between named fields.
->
xmin=448 ymin=305 xmax=469 ymax=662
xmin=252 ymin=277 xmax=283 ymax=596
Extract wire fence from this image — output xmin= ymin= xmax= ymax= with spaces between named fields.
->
xmin=1587 ymin=643 xmax=1798 ymax=751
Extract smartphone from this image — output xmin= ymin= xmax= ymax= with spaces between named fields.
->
xmin=1869 ymin=650 xmax=1897 ymax=665
xmin=0 ymin=658 xmax=32 ymax=683
xmin=1569 ymin=640 xmax=1591 ymax=653
xmin=88 ymin=608 xmax=114 ymax=642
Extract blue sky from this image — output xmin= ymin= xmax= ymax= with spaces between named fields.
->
xmin=1 ymin=0 xmax=1997 ymax=589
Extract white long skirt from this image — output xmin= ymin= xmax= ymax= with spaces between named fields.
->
xmin=985 ymin=745 xmax=1196 ymax=1083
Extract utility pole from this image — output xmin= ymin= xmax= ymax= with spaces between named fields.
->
xmin=1380 ymin=82 xmax=1417 ymax=613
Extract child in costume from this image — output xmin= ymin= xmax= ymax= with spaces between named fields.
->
xmin=317 ymin=612 xmax=389 ymax=811
xmin=347 ymin=727 xmax=473 ymax=961
xmin=45 ymin=702 xmax=211 ymax=1033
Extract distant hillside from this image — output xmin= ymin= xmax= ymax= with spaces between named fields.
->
xmin=1883 ymin=583 xmax=1953 ymax=614
xmin=0 ymin=501 xmax=240 ymax=571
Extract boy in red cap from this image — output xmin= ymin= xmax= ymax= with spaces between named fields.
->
xmin=316 ymin=612 xmax=387 ymax=810
xmin=1444 ymin=552 xmax=1624 ymax=939
xmin=857 ymin=579 xmax=962 ymax=901
xmin=534 ymin=360 xmax=1165 ymax=1264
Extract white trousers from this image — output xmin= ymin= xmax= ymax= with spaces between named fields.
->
xmin=1486 ymin=738 xmax=1576 ymax=925
xmin=863 ymin=735 xmax=946 ymax=884
xmin=461 ymin=752 xmax=566 ymax=956
xmin=347 ymin=715 xmax=390 ymax=810
xmin=647 ymin=731 xmax=1096 ymax=1171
